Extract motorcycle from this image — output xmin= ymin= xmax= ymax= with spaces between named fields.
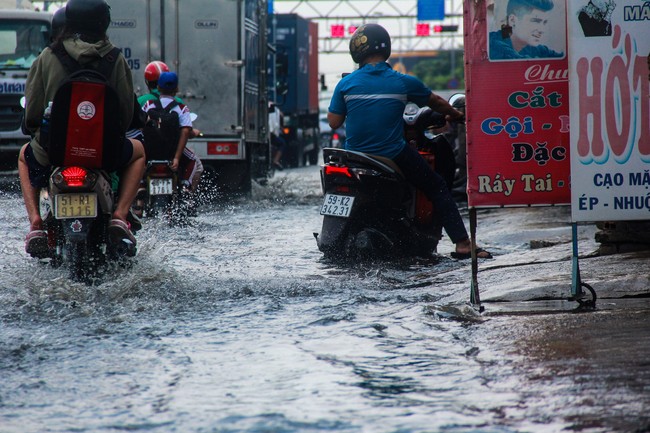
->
xmin=19 ymin=96 xmax=136 ymax=282
xmin=133 ymin=112 xmax=200 ymax=224
xmin=38 ymin=166 xmax=137 ymax=282
xmin=134 ymin=159 xmax=190 ymax=224
xmin=314 ymin=102 xmax=457 ymax=261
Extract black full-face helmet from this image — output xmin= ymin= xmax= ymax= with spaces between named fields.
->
xmin=349 ymin=23 xmax=391 ymax=64
xmin=51 ymin=7 xmax=66 ymax=41
xmin=65 ymin=0 xmax=111 ymax=37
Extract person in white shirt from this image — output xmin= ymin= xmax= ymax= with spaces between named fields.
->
xmin=142 ymin=72 xmax=203 ymax=192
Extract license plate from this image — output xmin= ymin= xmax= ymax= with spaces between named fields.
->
xmin=320 ymin=194 xmax=355 ymax=217
xmin=149 ymin=178 xmax=174 ymax=195
xmin=55 ymin=193 xmax=97 ymax=219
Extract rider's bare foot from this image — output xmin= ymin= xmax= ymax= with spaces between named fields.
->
xmin=29 ymin=217 xmax=44 ymax=232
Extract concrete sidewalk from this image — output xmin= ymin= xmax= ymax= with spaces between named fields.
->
xmin=440 ymin=206 xmax=650 ymax=312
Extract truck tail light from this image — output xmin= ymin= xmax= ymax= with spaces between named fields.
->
xmin=208 ymin=141 xmax=239 ymax=155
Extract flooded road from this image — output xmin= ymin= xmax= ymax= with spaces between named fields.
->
xmin=1 ymin=166 xmax=649 ymax=433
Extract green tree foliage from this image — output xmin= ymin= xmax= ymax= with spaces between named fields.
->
xmin=410 ymin=50 xmax=464 ymax=90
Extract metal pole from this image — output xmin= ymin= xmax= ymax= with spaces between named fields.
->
xmin=570 ymin=222 xmax=583 ymax=298
xmin=159 ymin=0 xmax=165 ymax=62
xmin=469 ymin=207 xmax=483 ymax=311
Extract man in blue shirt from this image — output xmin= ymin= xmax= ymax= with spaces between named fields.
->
xmin=489 ymin=0 xmax=564 ymax=60
xmin=328 ymin=24 xmax=491 ymax=259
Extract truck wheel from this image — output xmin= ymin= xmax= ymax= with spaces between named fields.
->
xmin=197 ymin=164 xmax=220 ymax=203
xmin=222 ymin=161 xmax=252 ymax=197
xmin=200 ymin=161 xmax=251 ymax=201
xmin=283 ymin=140 xmax=300 ymax=168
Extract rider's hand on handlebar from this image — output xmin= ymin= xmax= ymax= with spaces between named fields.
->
xmin=446 ymin=109 xmax=465 ymax=124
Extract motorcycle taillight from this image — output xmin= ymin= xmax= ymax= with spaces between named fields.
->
xmin=149 ymin=163 xmax=171 ymax=176
xmin=61 ymin=166 xmax=88 ymax=187
xmin=324 ymin=165 xmax=352 ymax=177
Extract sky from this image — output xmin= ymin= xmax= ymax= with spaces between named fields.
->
xmin=29 ymin=0 xmax=462 ymax=106
xmin=271 ymin=0 xmax=464 ymax=96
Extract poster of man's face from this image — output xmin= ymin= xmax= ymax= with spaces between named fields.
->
xmin=488 ymin=0 xmax=566 ymax=61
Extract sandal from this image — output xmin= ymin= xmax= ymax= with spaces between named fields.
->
xmin=451 ymin=247 xmax=493 ymax=260
xmin=127 ymin=208 xmax=143 ymax=232
xmin=107 ymin=219 xmax=136 ymax=247
xmin=25 ymin=230 xmax=49 ymax=258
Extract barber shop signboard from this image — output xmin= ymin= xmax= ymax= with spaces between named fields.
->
xmin=464 ymin=0 xmax=570 ymax=207
xmin=464 ymin=0 xmax=649 ymax=216
xmin=568 ymin=1 xmax=650 ymax=222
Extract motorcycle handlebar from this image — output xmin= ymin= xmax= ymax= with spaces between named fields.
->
xmin=423 ymin=111 xmax=447 ymax=129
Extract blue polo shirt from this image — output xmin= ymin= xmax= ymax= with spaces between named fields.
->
xmin=328 ymin=62 xmax=432 ymax=158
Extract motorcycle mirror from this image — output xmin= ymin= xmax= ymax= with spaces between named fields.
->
xmin=449 ymin=93 xmax=464 ymax=104
xmin=20 ymin=96 xmax=29 ymax=136
xmin=449 ymin=93 xmax=466 ymax=111
xmin=403 ymin=103 xmax=432 ymax=126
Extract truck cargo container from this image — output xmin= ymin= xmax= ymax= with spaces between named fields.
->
xmin=108 ymin=0 xmax=270 ymax=195
xmin=269 ymin=13 xmax=319 ymax=167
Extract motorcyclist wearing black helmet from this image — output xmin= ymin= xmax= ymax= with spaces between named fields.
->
xmin=327 ymin=24 xmax=491 ymax=259
xmin=50 ymin=8 xmax=66 ymax=42
xmin=18 ymin=0 xmax=145 ymax=256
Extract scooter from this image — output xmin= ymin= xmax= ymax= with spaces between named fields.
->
xmin=133 ymin=112 xmax=200 ymax=224
xmin=134 ymin=159 xmax=190 ymax=224
xmin=20 ymin=96 xmax=136 ymax=282
xmin=39 ymin=166 xmax=136 ymax=282
xmin=315 ymin=103 xmax=456 ymax=261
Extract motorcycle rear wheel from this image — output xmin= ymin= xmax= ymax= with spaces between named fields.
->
xmin=147 ymin=195 xmax=172 ymax=218
xmin=64 ymin=241 xmax=105 ymax=283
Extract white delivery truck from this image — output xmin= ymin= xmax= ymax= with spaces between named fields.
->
xmin=108 ymin=0 xmax=270 ymax=195
xmin=0 ymin=7 xmax=51 ymax=168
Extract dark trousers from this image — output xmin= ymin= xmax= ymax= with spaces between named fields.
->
xmin=393 ymin=145 xmax=468 ymax=243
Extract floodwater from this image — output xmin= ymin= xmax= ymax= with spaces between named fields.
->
xmin=1 ymin=166 xmax=649 ymax=433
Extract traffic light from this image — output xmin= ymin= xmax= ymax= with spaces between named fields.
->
xmin=416 ymin=23 xmax=430 ymax=36
xmin=433 ymin=24 xmax=459 ymax=33
xmin=331 ymin=24 xmax=345 ymax=38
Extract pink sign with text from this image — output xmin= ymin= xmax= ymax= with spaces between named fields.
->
xmin=464 ymin=0 xmax=571 ymax=207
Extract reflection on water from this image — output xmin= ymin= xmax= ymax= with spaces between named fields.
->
xmin=1 ymin=171 xmax=649 ymax=433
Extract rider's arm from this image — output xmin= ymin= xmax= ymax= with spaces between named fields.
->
xmin=328 ymin=111 xmax=345 ymax=129
xmin=112 ymin=54 xmax=135 ymax=133
xmin=171 ymin=127 xmax=191 ymax=170
xmin=328 ymin=80 xmax=347 ymax=129
xmin=24 ymin=54 xmax=47 ymax=133
xmin=427 ymin=92 xmax=464 ymax=122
